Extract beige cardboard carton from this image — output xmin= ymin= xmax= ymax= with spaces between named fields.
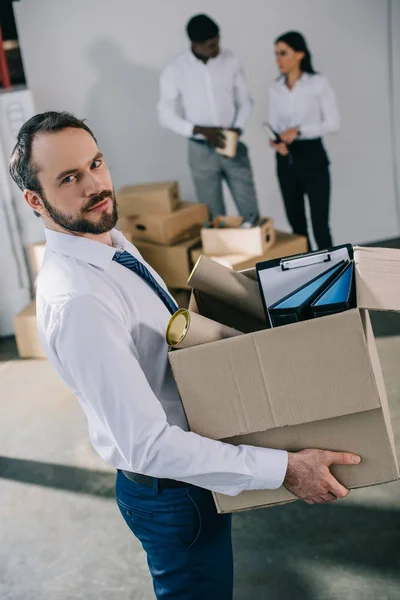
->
xmin=119 ymin=202 xmax=209 ymax=246
xmin=188 ymin=256 xmax=265 ymax=321
xmin=201 ymin=216 xmax=275 ymax=256
xmin=117 ymin=181 xmax=181 ymax=216
xmin=135 ymin=236 xmax=201 ymax=289
xmin=169 ymin=289 xmax=191 ymax=309
xmin=168 ymin=245 xmax=400 ymax=513
xmin=216 ymin=130 xmax=238 ymax=158
xmin=192 ymin=230 xmax=307 ymax=271
xmin=29 ymin=241 xmax=46 ymax=275
xmin=14 ymin=300 xmax=46 ymax=359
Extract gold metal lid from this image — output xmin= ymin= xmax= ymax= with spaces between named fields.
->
xmin=166 ymin=309 xmax=191 ymax=347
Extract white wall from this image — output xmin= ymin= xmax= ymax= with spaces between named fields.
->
xmin=13 ymin=0 xmax=400 ymax=245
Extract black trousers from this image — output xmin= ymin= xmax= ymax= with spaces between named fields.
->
xmin=277 ymin=138 xmax=333 ymax=251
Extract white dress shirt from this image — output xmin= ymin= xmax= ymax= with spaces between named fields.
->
xmin=36 ymin=228 xmax=288 ymax=496
xmin=158 ymin=49 xmax=253 ymax=138
xmin=268 ymin=73 xmax=340 ymax=139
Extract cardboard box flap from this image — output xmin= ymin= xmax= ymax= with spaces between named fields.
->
xmin=191 ymin=289 xmax=266 ymax=334
xmin=355 ymin=246 xmax=400 ymax=311
xmin=169 ymin=309 xmax=381 ymax=440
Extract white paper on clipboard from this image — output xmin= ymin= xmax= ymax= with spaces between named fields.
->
xmin=262 ymin=122 xmax=279 ymax=142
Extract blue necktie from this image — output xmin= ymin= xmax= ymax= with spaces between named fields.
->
xmin=113 ymin=250 xmax=178 ymax=315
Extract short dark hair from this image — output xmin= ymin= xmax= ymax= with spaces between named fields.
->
xmin=9 ymin=111 xmax=97 ymax=196
xmin=186 ymin=14 xmax=219 ymax=43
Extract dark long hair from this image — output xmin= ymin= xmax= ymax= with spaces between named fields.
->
xmin=275 ymin=31 xmax=316 ymax=74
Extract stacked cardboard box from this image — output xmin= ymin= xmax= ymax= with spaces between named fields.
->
xmin=169 ymin=247 xmax=400 ymax=514
xmin=14 ymin=241 xmax=47 ymax=359
xmin=201 ymin=216 xmax=276 ymax=256
xmin=117 ymin=181 xmax=208 ymax=291
xmin=191 ymin=230 xmax=308 ymax=273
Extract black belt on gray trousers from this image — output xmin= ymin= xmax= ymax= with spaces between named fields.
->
xmin=122 ymin=470 xmax=188 ymax=489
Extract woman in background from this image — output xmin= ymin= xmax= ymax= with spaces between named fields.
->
xmin=268 ymin=31 xmax=340 ymax=250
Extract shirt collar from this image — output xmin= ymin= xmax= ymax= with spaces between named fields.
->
xmin=187 ymin=49 xmax=221 ymax=65
xmin=44 ymin=228 xmax=128 ymax=270
xmin=278 ymin=72 xmax=310 ymax=86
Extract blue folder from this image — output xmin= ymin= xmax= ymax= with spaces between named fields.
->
xmin=310 ymin=262 xmax=355 ymax=317
xmin=268 ymin=261 xmax=347 ymax=327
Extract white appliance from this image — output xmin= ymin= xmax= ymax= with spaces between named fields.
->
xmin=0 ymin=87 xmax=35 ymax=336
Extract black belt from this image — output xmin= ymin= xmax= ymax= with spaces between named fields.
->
xmin=122 ymin=470 xmax=188 ymax=489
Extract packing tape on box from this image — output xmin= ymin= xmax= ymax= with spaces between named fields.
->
xmin=166 ymin=309 xmax=243 ymax=349
xmin=187 ymin=255 xmax=266 ymax=322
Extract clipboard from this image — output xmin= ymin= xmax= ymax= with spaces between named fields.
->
xmin=262 ymin=122 xmax=281 ymax=143
xmin=256 ymin=244 xmax=354 ymax=327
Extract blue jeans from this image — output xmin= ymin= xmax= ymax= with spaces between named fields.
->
xmin=115 ymin=471 xmax=233 ymax=599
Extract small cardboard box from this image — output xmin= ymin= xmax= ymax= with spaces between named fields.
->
xmin=216 ymin=130 xmax=238 ymax=158
xmin=168 ymin=246 xmax=400 ymax=513
xmin=14 ymin=300 xmax=46 ymax=359
xmin=192 ymin=230 xmax=307 ymax=271
xmin=29 ymin=241 xmax=46 ymax=275
xmin=201 ymin=216 xmax=275 ymax=257
xmin=117 ymin=181 xmax=181 ymax=216
xmin=119 ymin=202 xmax=209 ymax=246
xmin=135 ymin=236 xmax=201 ymax=289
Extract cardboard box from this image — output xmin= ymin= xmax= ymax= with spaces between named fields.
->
xmin=169 ymin=289 xmax=191 ymax=309
xmin=201 ymin=216 xmax=275 ymax=256
xmin=29 ymin=241 xmax=46 ymax=275
xmin=168 ymin=245 xmax=400 ymax=513
xmin=119 ymin=202 xmax=209 ymax=246
xmin=117 ymin=181 xmax=181 ymax=216
xmin=191 ymin=230 xmax=308 ymax=271
xmin=135 ymin=236 xmax=201 ymax=289
xmin=216 ymin=130 xmax=238 ymax=158
xmin=14 ymin=300 xmax=46 ymax=359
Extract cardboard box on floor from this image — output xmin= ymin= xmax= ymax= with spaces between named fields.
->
xmin=135 ymin=236 xmax=201 ymax=289
xmin=201 ymin=216 xmax=276 ymax=256
xmin=14 ymin=300 xmax=46 ymax=359
xmin=168 ymin=246 xmax=400 ymax=513
xmin=120 ymin=202 xmax=209 ymax=246
xmin=29 ymin=241 xmax=46 ymax=275
xmin=117 ymin=181 xmax=181 ymax=216
xmin=191 ymin=230 xmax=308 ymax=271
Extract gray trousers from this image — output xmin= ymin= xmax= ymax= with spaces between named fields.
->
xmin=188 ymin=139 xmax=259 ymax=219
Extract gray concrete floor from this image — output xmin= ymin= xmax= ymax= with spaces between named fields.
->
xmin=1 ymin=278 xmax=400 ymax=598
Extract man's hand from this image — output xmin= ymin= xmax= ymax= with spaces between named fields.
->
xmin=284 ymin=449 xmax=361 ymax=505
xmin=270 ymin=141 xmax=289 ymax=156
xmin=193 ymin=126 xmax=226 ymax=148
xmin=279 ymin=127 xmax=299 ymax=144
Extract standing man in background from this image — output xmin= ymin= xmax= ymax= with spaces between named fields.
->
xmin=158 ymin=14 xmax=259 ymax=219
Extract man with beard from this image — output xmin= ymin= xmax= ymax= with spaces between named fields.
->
xmin=9 ymin=111 xmax=361 ymax=599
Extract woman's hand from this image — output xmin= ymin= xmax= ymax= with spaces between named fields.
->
xmin=270 ymin=141 xmax=289 ymax=156
xmin=279 ymin=127 xmax=299 ymax=144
